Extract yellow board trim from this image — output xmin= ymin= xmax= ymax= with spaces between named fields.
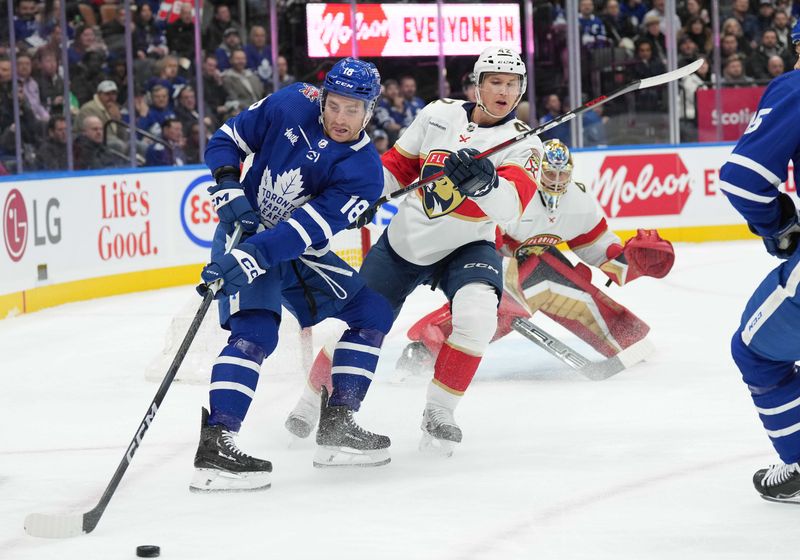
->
xmin=1 ymin=263 xmax=204 ymax=319
xmin=0 ymin=224 xmax=760 ymax=320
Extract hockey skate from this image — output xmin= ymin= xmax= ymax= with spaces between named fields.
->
xmin=284 ymin=389 xmax=320 ymax=439
xmin=419 ymin=405 xmax=462 ymax=457
xmin=753 ymin=462 xmax=800 ymax=503
xmin=190 ymin=408 xmax=272 ymax=493
xmin=313 ymin=387 xmax=391 ymax=468
xmin=396 ymin=341 xmax=435 ymax=377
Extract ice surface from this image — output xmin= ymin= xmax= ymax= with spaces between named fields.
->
xmin=3 ymin=240 xmax=800 ymax=559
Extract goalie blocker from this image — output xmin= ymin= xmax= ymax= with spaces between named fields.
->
xmin=399 ymin=229 xmax=674 ymax=371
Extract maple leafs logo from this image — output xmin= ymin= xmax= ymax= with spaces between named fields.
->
xmin=256 ymin=166 xmax=311 ymax=226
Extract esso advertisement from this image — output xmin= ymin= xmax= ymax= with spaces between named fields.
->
xmin=592 ymin=154 xmax=691 ymax=218
xmin=306 ymin=3 xmax=521 ymax=57
xmin=181 ymin=174 xmax=218 ymax=248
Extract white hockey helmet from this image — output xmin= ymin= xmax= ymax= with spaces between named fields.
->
xmin=473 ymin=47 xmax=527 ymax=118
xmin=539 ymin=139 xmax=573 ymax=213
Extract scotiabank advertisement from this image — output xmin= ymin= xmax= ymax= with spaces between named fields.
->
xmin=306 ymin=3 xmax=522 ymax=57
xmin=696 ymin=86 xmax=766 ymax=142
xmin=0 ymin=167 xmax=217 ymax=297
xmin=572 ymin=143 xmax=791 ymax=233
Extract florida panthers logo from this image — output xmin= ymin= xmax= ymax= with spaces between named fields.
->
xmin=515 ymin=233 xmax=563 ymax=259
xmin=421 ymin=150 xmax=466 ymax=219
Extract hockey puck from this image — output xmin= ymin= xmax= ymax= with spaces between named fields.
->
xmin=136 ymin=545 xmax=161 ymax=557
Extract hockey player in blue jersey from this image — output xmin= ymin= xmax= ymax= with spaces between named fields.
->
xmin=189 ymin=58 xmax=394 ymax=492
xmin=719 ymin=68 xmax=800 ymax=503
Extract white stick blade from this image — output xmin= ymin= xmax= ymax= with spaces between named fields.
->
xmin=24 ymin=512 xmax=84 ymax=538
xmin=616 ymin=337 xmax=656 ymax=369
xmin=638 ymin=59 xmax=703 ymax=90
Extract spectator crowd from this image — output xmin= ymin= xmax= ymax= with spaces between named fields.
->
xmin=2 ymin=0 xmax=798 ymax=172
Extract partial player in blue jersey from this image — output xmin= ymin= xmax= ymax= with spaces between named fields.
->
xmin=189 ymin=58 xmax=394 ymax=492
xmin=719 ymin=69 xmax=800 ymax=503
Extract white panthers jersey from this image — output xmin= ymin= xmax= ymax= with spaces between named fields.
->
xmin=503 ymin=180 xmax=621 ymax=268
xmin=381 ymin=99 xmax=542 ymax=266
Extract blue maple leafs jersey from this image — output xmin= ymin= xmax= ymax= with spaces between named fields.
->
xmin=719 ymin=71 xmax=800 ymax=236
xmin=204 ymin=82 xmax=383 ymax=266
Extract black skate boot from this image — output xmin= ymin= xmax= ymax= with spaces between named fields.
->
xmin=190 ymin=408 xmax=272 ymax=492
xmin=396 ymin=341 xmax=435 ymax=375
xmin=313 ymin=387 xmax=391 ymax=467
xmin=753 ymin=462 xmax=800 ymax=503
xmin=419 ymin=405 xmax=462 ymax=457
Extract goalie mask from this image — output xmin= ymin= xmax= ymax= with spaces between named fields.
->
xmin=539 ymin=139 xmax=573 ymax=213
xmin=473 ymin=47 xmax=527 ymax=119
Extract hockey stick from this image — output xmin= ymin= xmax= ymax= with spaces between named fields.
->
xmin=371 ymin=58 xmax=703 ymax=207
xmin=511 ymin=317 xmax=655 ymax=381
xmin=24 ymin=225 xmax=243 ymax=539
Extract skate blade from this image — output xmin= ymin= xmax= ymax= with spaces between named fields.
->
xmin=189 ymin=468 xmax=272 ymax=493
xmin=418 ymin=432 xmax=457 ymax=458
xmin=313 ymin=445 xmax=391 ymax=468
xmin=759 ymin=493 xmax=800 ymax=504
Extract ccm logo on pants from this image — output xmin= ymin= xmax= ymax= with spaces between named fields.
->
xmin=463 ymin=262 xmax=499 ymax=275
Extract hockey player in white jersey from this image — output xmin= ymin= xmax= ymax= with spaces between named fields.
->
xmin=396 ymin=139 xmax=675 ymax=372
xmin=285 ymin=47 xmax=542 ymax=456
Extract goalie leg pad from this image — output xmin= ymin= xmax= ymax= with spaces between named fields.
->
xmin=518 ymin=249 xmax=650 ymax=357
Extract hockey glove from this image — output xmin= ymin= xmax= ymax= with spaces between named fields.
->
xmin=623 ymin=229 xmax=675 ymax=279
xmin=347 ymin=203 xmax=377 ymax=230
xmin=199 ymin=243 xmax=268 ymax=298
xmin=758 ymin=192 xmax=800 ymax=259
xmin=443 ymin=148 xmax=498 ymax=198
xmin=208 ymin=169 xmax=260 ymax=235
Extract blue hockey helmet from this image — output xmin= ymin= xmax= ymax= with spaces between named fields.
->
xmin=792 ymin=20 xmax=800 ymax=45
xmin=321 ymin=57 xmax=381 ymax=128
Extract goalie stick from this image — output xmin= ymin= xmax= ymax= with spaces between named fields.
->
xmin=368 ymin=58 xmax=703 ymax=209
xmin=23 ymin=226 xmax=243 ymax=539
xmin=511 ymin=318 xmax=655 ymax=381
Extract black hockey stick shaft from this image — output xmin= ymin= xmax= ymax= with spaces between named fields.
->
xmin=371 ymin=58 xmax=703 ymax=207
xmin=82 ymin=224 xmax=242 ymax=533
xmin=24 ymin=225 xmax=242 ymax=538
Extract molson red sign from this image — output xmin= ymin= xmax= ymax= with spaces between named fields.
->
xmin=306 ymin=3 xmax=521 ymax=57
xmin=593 ymin=154 xmax=692 ymax=217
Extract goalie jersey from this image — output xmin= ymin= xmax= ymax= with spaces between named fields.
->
xmin=503 ymin=180 xmax=622 ymax=268
xmin=719 ymin=71 xmax=800 ymax=235
xmin=381 ymin=99 xmax=542 ymax=266
xmin=204 ymin=83 xmax=383 ymax=267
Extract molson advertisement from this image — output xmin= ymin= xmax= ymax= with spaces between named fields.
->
xmin=306 ymin=3 xmax=522 ymax=57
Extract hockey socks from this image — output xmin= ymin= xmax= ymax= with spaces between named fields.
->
xmin=750 ymin=367 xmax=800 ymax=464
xmin=431 ymin=342 xmax=481 ymax=397
xmin=208 ymin=338 xmax=266 ymax=432
xmin=328 ymin=328 xmax=385 ymax=411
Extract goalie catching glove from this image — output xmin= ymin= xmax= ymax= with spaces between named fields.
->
xmin=602 ymin=229 xmax=675 ymax=285
xmin=199 ymin=243 xmax=268 ymax=297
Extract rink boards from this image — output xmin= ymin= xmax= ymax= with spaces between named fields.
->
xmin=0 ymin=142 xmax=782 ymax=317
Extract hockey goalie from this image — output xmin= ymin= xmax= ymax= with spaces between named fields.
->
xmin=396 ymin=139 xmax=676 ymax=374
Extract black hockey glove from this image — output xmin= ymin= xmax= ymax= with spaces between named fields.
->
xmin=346 ymin=204 xmax=377 ymax=230
xmin=208 ymin=167 xmax=260 ymax=235
xmin=755 ymin=192 xmax=800 ymax=259
xmin=443 ymin=148 xmax=499 ymax=198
